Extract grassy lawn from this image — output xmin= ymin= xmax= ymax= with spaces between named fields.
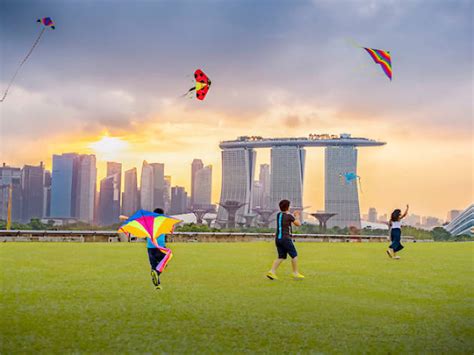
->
xmin=1 ymin=242 xmax=473 ymax=353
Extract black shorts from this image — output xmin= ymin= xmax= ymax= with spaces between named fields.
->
xmin=275 ymin=237 xmax=298 ymax=259
xmin=147 ymin=248 xmax=165 ymax=271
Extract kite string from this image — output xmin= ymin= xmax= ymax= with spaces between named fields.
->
xmin=0 ymin=27 xmax=46 ymax=103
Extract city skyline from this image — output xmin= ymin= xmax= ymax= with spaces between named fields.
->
xmin=0 ymin=1 xmax=472 ymax=219
xmin=1 ymin=151 xmax=468 ymax=223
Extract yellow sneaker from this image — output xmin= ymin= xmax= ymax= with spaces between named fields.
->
xmin=266 ymin=271 xmax=278 ymax=280
xmin=293 ymin=273 xmax=305 ymax=280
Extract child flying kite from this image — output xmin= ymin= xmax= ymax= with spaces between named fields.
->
xmin=119 ymin=208 xmax=180 ymax=290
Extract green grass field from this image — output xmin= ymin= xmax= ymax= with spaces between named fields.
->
xmin=1 ymin=242 xmax=473 ymax=353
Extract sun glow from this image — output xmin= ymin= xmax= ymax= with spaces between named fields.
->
xmin=88 ymin=136 xmax=129 ymax=161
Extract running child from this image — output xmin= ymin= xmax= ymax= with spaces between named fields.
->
xmin=387 ymin=204 xmax=409 ymax=259
xmin=266 ymin=199 xmax=305 ymax=280
xmin=120 ymin=208 xmax=173 ymax=290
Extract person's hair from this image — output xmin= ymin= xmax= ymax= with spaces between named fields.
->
xmin=390 ymin=209 xmax=402 ymax=222
xmin=279 ymin=199 xmax=290 ymax=212
xmin=154 ymin=208 xmax=164 ymax=214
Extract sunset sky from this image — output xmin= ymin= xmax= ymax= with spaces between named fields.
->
xmin=0 ymin=0 xmax=472 ymax=219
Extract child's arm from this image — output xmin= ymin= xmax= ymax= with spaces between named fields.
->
xmin=292 ymin=211 xmax=302 ymax=227
xmin=119 ymin=215 xmax=129 ymax=221
xmin=401 ymin=204 xmax=409 ymax=219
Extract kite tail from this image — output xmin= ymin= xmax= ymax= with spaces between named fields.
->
xmin=0 ymin=27 xmax=46 ymax=103
xmin=345 ymin=37 xmax=363 ymax=49
xmin=156 ymin=247 xmax=173 ymax=273
xmin=358 ymin=177 xmax=363 ymax=194
xmin=181 ymin=86 xmax=195 ymax=98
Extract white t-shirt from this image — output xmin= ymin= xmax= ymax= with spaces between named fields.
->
xmin=391 ymin=221 xmax=402 ymax=229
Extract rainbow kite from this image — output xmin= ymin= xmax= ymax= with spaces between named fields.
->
xmin=363 ymin=47 xmax=392 ymax=80
xmin=119 ymin=210 xmax=180 ymax=247
xmin=119 ymin=210 xmax=180 ymax=272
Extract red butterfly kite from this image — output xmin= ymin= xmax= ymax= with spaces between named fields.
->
xmin=184 ymin=69 xmax=212 ymax=100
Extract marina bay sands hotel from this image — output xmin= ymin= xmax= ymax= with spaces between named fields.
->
xmin=218 ymin=134 xmax=386 ymax=228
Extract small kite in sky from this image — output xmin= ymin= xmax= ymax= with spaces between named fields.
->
xmin=339 ymin=172 xmax=363 ymax=193
xmin=37 ymin=17 xmax=56 ymax=29
xmin=0 ymin=17 xmax=56 ymax=102
xmin=363 ymin=47 xmax=392 ymax=81
xmin=184 ymin=69 xmax=212 ymax=100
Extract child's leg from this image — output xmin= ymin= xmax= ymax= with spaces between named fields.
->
xmin=290 ymin=256 xmax=299 ymax=273
xmin=147 ymin=248 xmax=160 ymax=271
xmin=286 ymin=239 xmax=302 ymax=275
xmin=270 ymin=258 xmax=284 ymax=274
xmin=270 ymin=239 xmax=287 ymax=274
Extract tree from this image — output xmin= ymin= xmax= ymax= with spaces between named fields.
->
xmin=431 ymin=227 xmax=451 ymax=241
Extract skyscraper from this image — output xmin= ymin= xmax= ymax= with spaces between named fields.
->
xmin=259 ymin=164 xmax=271 ymax=208
xmin=21 ymin=163 xmax=45 ymax=222
xmin=140 ymin=161 xmax=154 ymax=211
xmin=270 ymin=146 xmax=306 ymax=210
xmin=106 ymin=162 xmax=122 ymax=221
xmin=170 ymin=186 xmax=187 ymax=215
xmin=43 ymin=170 xmax=51 ymax=218
xmin=218 ymin=148 xmax=256 ymax=220
xmin=252 ymin=180 xmax=264 ymax=209
xmin=0 ymin=164 xmax=22 ymax=222
xmin=151 ymin=163 xmax=165 ymax=209
xmin=191 ymin=159 xmax=204 ymax=207
xmin=123 ymin=168 xmax=139 ymax=216
xmin=74 ymin=155 xmax=97 ymax=223
xmin=447 ymin=210 xmax=461 ymax=223
xmin=98 ymin=176 xmax=115 ymax=225
xmin=325 ymin=146 xmax=361 ymax=229
xmin=194 ymin=165 xmax=212 ymax=208
xmin=219 ymin=135 xmax=384 ymax=227
xmin=50 ymin=153 xmax=78 ymax=218
xmin=164 ymin=175 xmax=171 ymax=212
xmin=368 ymin=207 xmax=378 ymax=223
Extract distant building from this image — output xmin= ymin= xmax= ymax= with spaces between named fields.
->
xmin=378 ymin=213 xmax=388 ymax=223
xmin=107 ymin=162 xmax=122 ymax=221
xmin=252 ymin=181 xmax=264 ymax=209
xmin=21 ymin=163 xmax=45 ymax=222
xmin=98 ymin=176 xmax=115 ymax=226
xmin=194 ymin=165 xmax=212 ymax=208
xmin=75 ymin=155 xmax=97 ymax=223
xmin=151 ymin=163 xmax=165 ymax=209
xmin=447 ymin=210 xmax=461 ymax=223
xmin=43 ymin=170 xmax=51 ymax=218
xmin=50 ymin=153 xmax=78 ymax=218
xmin=404 ymin=214 xmax=421 ymax=227
xmin=0 ymin=163 xmax=22 ymax=222
xmin=122 ymin=168 xmax=139 ymax=216
xmin=219 ymin=135 xmax=384 ymax=228
xmin=368 ymin=208 xmax=378 ymax=223
xmin=191 ymin=159 xmax=204 ymax=207
xmin=218 ymin=148 xmax=256 ymax=221
xmin=271 ymin=146 xmax=306 ymax=212
xmin=164 ymin=175 xmax=171 ymax=212
xmin=259 ymin=164 xmax=271 ymax=208
xmin=140 ymin=161 xmax=154 ymax=211
xmin=444 ymin=204 xmax=473 ymax=236
xmin=422 ymin=216 xmax=442 ymax=229
xmin=325 ymin=146 xmax=361 ymax=229
xmin=170 ymin=186 xmax=187 ymax=215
